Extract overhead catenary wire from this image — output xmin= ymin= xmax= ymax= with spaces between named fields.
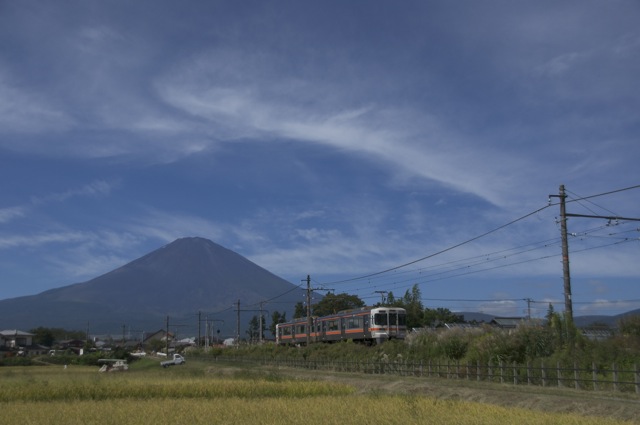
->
xmin=324 ymin=204 xmax=553 ymax=285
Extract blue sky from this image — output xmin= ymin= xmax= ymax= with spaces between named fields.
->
xmin=1 ymin=1 xmax=639 ymax=319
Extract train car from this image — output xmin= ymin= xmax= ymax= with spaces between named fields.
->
xmin=275 ymin=306 xmax=406 ymax=345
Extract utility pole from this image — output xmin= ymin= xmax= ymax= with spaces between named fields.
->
xmin=550 ymin=184 xmax=640 ymax=324
xmin=301 ymin=275 xmax=329 ymax=345
xmin=259 ymin=301 xmax=266 ymax=343
xmin=198 ymin=311 xmax=202 ymax=347
xmin=559 ymin=185 xmax=573 ymax=324
xmin=165 ymin=315 xmax=169 ymax=355
xmin=305 ymin=275 xmax=312 ymax=345
xmin=524 ymin=298 xmax=532 ymax=320
xmin=236 ymin=299 xmax=240 ymax=345
xmin=550 ymin=184 xmax=573 ymax=324
xmin=375 ymin=290 xmax=388 ymax=305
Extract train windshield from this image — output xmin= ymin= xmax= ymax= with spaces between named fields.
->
xmin=374 ymin=310 xmax=406 ymax=326
xmin=373 ymin=313 xmax=388 ymax=326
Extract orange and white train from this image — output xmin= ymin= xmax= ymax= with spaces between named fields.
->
xmin=275 ymin=306 xmax=407 ymax=345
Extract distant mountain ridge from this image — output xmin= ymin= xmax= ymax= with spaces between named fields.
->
xmin=0 ymin=237 xmax=302 ymax=336
xmin=458 ymin=311 xmax=639 ymax=328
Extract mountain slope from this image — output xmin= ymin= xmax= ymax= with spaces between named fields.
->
xmin=0 ymin=237 xmax=301 ymax=335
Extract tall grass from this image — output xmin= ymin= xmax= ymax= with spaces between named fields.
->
xmin=0 ymin=365 xmax=352 ymax=402
xmin=2 ymin=396 xmax=632 ymax=425
xmin=0 ymin=363 xmax=634 ymax=425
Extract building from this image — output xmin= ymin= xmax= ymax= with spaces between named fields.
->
xmin=0 ymin=329 xmax=34 ymax=348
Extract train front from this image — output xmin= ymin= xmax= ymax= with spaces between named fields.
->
xmin=370 ymin=307 xmax=407 ymax=344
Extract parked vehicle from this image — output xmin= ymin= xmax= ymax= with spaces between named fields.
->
xmin=160 ymin=353 xmax=185 ymax=368
xmin=98 ymin=359 xmax=129 ymax=372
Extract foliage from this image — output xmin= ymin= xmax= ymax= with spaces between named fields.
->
xmin=423 ymin=307 xmax=464 ymax=327
xmin=29 ymin=327 xmax=86 ymax=347
xmin=246 ymin=315 xmax=266 ymax=342
xmin=29 ymin=327 xmax=55 ymax=347
xmin=437 ymin=329 xmax=470 ymax=360
xmin=293 ymin=301 xmax=306 ymax=319
xmin=269 ymin=311 xmax=287 ymax=337
xmin=385 ymin=284 xmax=424 ymax=329
xmin=312 ymin=292 xmax=365 ymax=317
xmin=618 ymin=314 xmax=640 ymax=338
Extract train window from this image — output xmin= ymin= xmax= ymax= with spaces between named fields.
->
xmin=398 ymin=313 xmax=407 ymax=326
xmin=389 ymin=314 xmax=397 ymax=325
xmin=327 ymin=320 xmax=339 ymax=331
xmin=296 ymin=325 xmax=305 ymax=334
xmin=374 ymin=313 xmax=388 ymax=326
xmin=347 ymin=316 xmax=362 ymax=329
xmin=282 ymin=327 xmax=292 ymax=336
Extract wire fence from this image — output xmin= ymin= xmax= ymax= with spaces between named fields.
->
xmin=215 ymin=356 xmax=640 ymax=394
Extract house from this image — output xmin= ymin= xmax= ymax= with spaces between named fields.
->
xmin=57 ymin=339 xmax=86 ymax=355
xmin=0 ymin=330 xmax=48 ymax=357
xmin=0 ymin=329 xmax=34 ymax=348
xmin=490 ymin=317 xmax=528 ymax=329
xmin=143 ymin=329 xmax=175 ymax=352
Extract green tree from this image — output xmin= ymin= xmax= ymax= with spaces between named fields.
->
xmin=391 ymin=284 xmax=424 ymax=329
xmin=246 ymin=315 xmax=266 ymax=342
xmin=423 ymin=307 xmax=463 ymax=327
xmin=618 ymin=314 xmax=640 ymax=337
xmin=386 ymin=292 xmax=396 ymax=305
xmin=30 ymin=327 xmax=55 ymax=347
xmin=293 ymin=302 xmax=306 ymax=319
xmin=312 ymin=293 xmax=365 ymax=317
xmin=269 ymin=311 xmax=287 ymax=337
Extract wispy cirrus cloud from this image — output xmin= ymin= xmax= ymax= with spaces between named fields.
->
xmin=0 ymin=68 xmax=73 ymax=135
xmin=156 ymin=56 xmax=527 ymax=207
xmin=0 ymin=206 xmax=26 ymax=224
xmin=0 ymin=180 xmax=117 ymax=226
xmin=30 ymin=180 xmax=117 ymax=205
xmin=0 ymin=231 xmax=88 ymax=249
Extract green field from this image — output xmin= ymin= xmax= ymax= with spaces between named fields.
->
xmin=0 ymin=358 xmax=636 ymax=425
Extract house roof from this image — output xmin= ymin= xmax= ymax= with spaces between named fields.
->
xmin=490 ymin=317 xmax=526 ymax=328
xmin=0 ymin=330 xmax=34 ymax=337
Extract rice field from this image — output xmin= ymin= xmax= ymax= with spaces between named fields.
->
xmin=0 ymin=361 xmax=635 ymax=425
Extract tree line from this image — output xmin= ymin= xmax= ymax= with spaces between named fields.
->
xmin=245 ymin=284 xmax=465 ymax=341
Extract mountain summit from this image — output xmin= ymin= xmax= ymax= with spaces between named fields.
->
xmin=0 ymin=237 xmax=301 ymax=335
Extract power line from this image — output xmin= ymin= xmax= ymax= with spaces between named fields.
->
xmin=324 ymin=204 xmax=552 ymax=285
xmin=565 ymin=184 xmax=640 ymax=203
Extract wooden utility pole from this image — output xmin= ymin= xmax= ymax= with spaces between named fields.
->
xmin=550 ymin=184 xmax=573 ymax=323
xmin=236 ymin=299 xmax=241 ymax=345
xmin=305 ymin=275 xmax=312 ymax=345
xmin=559 ymin=185 xmax=573 ymax=323
xmin=198 ymin=311 xmax=201 ymax=347
xmin=259 ymin=301 xmax=266 ymax=343
xmin=165 ymin=315 xmax=169 ymax=354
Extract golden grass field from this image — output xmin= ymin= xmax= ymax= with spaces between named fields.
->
xmin=0 ymin=359 xmax=637 ymax=425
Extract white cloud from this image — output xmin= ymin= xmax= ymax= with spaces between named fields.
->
xmin=0 ymin=231 xmax=88 ymax=249
xmin=31 ymin=180 xmax=116 ymax=205
xmin=477 ymin=300 xmax=519 ymax=317
xmin=0 ymin=206 xmax=26 ymax=224
xmin=0 ymin=68 xmax=73 ymax=135
xmin=156 ymin=56 xmax=529 ymax=207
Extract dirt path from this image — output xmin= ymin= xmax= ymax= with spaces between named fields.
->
xmin=206 ymin=361 xmax=640 ymax=422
